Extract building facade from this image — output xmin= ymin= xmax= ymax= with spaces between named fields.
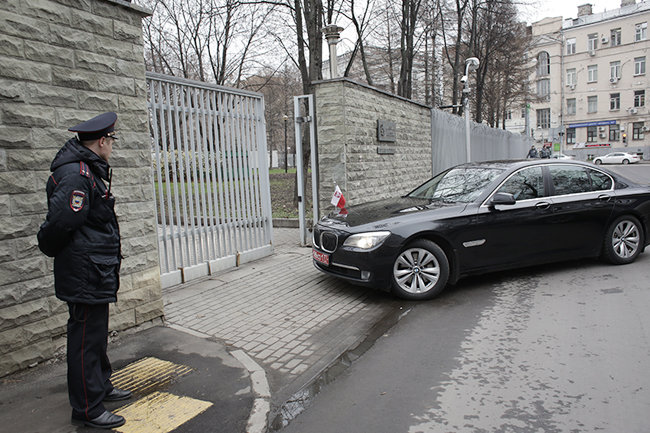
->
xmin=508 ymin=0 xmax=649 ymax=159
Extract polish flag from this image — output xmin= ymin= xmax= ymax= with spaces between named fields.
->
xmin=331 ymin=185 xmax=346 ymax=209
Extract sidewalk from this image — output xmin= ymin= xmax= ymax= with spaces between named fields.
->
xmin=0 ymin=228 xmax=403 ymax=432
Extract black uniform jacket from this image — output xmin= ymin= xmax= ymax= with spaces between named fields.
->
xmin=38 ymin=138 xmax=121 ymax=304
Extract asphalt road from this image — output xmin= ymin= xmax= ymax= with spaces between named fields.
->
xmin=280 ymin=162 xmax=650 ymax=433
xmin=281 ymin=254 xmax=650 ymax=433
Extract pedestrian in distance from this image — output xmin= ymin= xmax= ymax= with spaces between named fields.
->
xmin=37 ymin=112 xmax=131 ymax=429
xmin=526 ymin=145 xmax=538 ymax=158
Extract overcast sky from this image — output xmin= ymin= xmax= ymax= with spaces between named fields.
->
xmin=519 ymin=0 xmax=628 ymax=24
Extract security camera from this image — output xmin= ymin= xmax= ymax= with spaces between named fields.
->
xmin=460 ymin=75 xmax=468 ymax=84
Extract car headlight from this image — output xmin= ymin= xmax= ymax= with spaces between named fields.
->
xmin=342 ymin=231 xmax=391 ymax=250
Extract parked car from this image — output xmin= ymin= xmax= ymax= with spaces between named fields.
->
xmin=312 ymin=160 xmax=650 ymax=300
xmin=551 ymin=153 xmax=575 ymax=160
xmin=593 ymin=152 xmax=640 ymax=165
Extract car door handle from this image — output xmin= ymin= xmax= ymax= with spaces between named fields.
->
xmin=598 ymin=194 xmax=612 ymax=202
xmin=535 ymin=201 xmax=551 ymax=210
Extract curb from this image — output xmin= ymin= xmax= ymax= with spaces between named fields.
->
xmin=272 ymin=218 xmax=299 ymax=228
xmin=167 ymin=324 xmax=270 ymax=433
xmin=231 ymin=350 xmax=271 ymax=433
xmin=268 ymin=305 xmax=414 ymax=431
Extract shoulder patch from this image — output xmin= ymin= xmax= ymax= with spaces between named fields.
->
xmin=79 ymin=162 xmax=91 ymax=178
xmin=70 ymin=190 xmax=86 ymax=212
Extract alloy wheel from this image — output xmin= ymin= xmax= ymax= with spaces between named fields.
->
xmin=393 ymin=248 xmax=441 ymax=294
xmin=612 ymin=220 xmax=640 ymax=259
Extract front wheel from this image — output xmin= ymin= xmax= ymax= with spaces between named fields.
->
xmin=391 ymin=239 xmax=449 ymax=300
xmin=602 ymin=216 xmax=644 ymax=264
xmin=594 ymin=159 xmax=602 ymax=165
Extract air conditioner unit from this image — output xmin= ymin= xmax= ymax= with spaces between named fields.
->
xmin=602 ymin=36 xmax=609 ymax=44
xmin=569 ymin=84 xmax=576 ymax=90
xmin=610 ymin=77 xmax=618 ymax=83
xmin=642 ymin=126 xmax=649 ymax=132
xmin=599 ymin=126 xmax=606 ymax=131
xmin=630 ymin=107 xmax=638 ymax=114
xmin=599 ymin=133 xmax=607 ymax=138
xmin=589 ymin=50 xmax=596 ymax=56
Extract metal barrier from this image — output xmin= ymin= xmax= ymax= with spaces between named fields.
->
xmin=147 ymin=72 xmax=273 ymax=288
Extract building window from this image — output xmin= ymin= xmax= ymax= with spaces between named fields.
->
xmin=588 ymin=33 xmax=598 ymax=52
xmin=610 ymin=61 xmax=621 ymax=80
xmin=537 ymin=52 xmax=550 ymax=76
xmin=566 ymin=38 xmax=576 ymax=55
xmin=609 ymin=125 xmax=620 ymax=141
xmin=566 ymin=68 xmax=576 ymax=86
xmin=566 ymin=128 xmax=576 ymax=144
xmin=536 ymin=108 xmax=550 ymax=129
xmin=567 ymin=98 xmax=576 ymax=115
xmin=635 ymin=57 xmax=646 ymax=75
xmin=610 ymin=93 xmax=620 ymax=110
xmin=506 ymin=110 xmax=512 ymax=120
xmin=537 ymin=79 xmax=550 ymax=99
xmin=611 ymin=28 xmax=621 ymax=46
xmin=588 ymin=96 xmax=598 ymax=113
xmin=635 ymin=90 xmax=646 ymax=107
xmin=587 ymin=126 xmax=597 ymax=142
xmin=633 ymin=122 xmax=645 ymax=140
xmin=588 ymin=65 xmax=598 ymax=82
xmin=636 ymin=22 xmax=647 ymax=42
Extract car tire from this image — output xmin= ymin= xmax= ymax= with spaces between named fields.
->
xmin=594 ymin=159 xmax=602 ymax=165
xmin=623 ymin=159 xmax=629 ymax=164
xmin=602 ymin=215 xmax=644 ymax=265
xmin=391 ymin=239 xmax=449 ymax=300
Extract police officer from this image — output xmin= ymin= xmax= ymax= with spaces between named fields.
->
xmin=38 ymin=112 xmax=131 ymax=429
xmin=526 ymin=145 xmax=538 ymax=158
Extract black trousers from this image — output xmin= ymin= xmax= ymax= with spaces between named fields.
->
xmin=67 ymin=303 xmax=114 ymax=419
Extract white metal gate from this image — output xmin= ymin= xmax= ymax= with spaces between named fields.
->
xmin=147 ymin=72 xmax=273 ymax=288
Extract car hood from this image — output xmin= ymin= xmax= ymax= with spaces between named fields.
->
xmin=320 ymin=197 xmax=467 ymax=229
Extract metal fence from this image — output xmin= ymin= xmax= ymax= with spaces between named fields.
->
xmin=146 ymin=72 xmax=273 ymax=288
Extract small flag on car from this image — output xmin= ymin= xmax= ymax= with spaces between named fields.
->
xmin=331 ymin=185 xmax=346 ymax=209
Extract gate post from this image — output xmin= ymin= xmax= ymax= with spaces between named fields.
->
xmin=293 ymin=95 xmax=319 ymax=246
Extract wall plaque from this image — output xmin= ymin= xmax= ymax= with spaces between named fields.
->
xmin=377 ymin=120 xmax=396 ymax=142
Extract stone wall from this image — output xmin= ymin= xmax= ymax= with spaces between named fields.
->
xmin=314 ymin=79 xmax=433 ymax=215
xmin=314 ymin=79 xmax=533 ymax=215
xmin=0 ymin=0 xmax=163 ymax=377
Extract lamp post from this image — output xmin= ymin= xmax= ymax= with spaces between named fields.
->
xmin=463 ymin=57 xmax=480 ymax=162
xmin=283 ymin=114 xmax=289 ymax=173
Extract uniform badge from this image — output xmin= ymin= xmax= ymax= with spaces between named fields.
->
xmin=70 ymin=190 xmax=86 ymax=212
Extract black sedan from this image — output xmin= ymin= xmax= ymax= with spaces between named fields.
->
xmin=312 ymin=160 xmax=650 ymax=300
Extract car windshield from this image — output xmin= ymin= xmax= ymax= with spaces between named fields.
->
xmin=407 ymin=166 xmax=505 ymax=203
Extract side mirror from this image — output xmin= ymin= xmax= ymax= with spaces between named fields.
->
xmin=489 ymin=192 xmax=516 ymax=208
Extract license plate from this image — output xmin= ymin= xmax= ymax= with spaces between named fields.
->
xmin=312 ymin=249 xmax=330 ymax=266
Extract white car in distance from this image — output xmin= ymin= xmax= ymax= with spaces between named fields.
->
xmin=593 ymin=152 xmax=640 ymax=165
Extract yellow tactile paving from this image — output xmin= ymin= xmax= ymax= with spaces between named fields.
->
xmin=113 ymin=391 xmax=213 ymax=433
xmin=110 ymin=357 xmax=193 ymax=395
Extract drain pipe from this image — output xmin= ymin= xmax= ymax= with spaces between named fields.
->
xmin=323 ymin=24 xmax=344 ymax=78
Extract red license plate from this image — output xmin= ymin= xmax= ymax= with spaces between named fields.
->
xmin=312 ymin=249 xmax=330 ymax=266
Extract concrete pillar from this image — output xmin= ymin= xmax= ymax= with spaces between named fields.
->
xmin=323 ymin=24 xmax=344 ymax=78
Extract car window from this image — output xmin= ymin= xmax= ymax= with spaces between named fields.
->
xmin=496 ymin=167 xmax=545 ymax=200
xmin=408 ymin=167 xmax=504 ymax=203
xmin=589 ymin=169 xmax=613 ymax=190
xmin=549 ymin=165 xmax=592 ymax=195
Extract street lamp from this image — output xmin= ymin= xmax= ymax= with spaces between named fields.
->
xmin=463 ymin=57 xmax=480 ymax=162
xmin=283 ymin=114 xmax=289 ymax=173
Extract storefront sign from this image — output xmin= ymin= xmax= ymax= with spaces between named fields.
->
xmin=568 ymin=120 xmax=617 ymax=128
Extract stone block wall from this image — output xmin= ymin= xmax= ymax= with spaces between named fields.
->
xmin=0 ymin=0 xmax=163 ymax=377
xmin=314 ymin=79 xmax=433 ymax=215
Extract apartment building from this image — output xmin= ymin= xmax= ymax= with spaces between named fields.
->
xmin=508 ymin=0 xmax=649 ymax=158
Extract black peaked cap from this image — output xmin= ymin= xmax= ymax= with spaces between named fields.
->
xmin=68 ymin=112 xmax=117 ymax=141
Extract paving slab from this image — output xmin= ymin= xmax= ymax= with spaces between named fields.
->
xmin=163 ymin=228 xmax=402 ymax=429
